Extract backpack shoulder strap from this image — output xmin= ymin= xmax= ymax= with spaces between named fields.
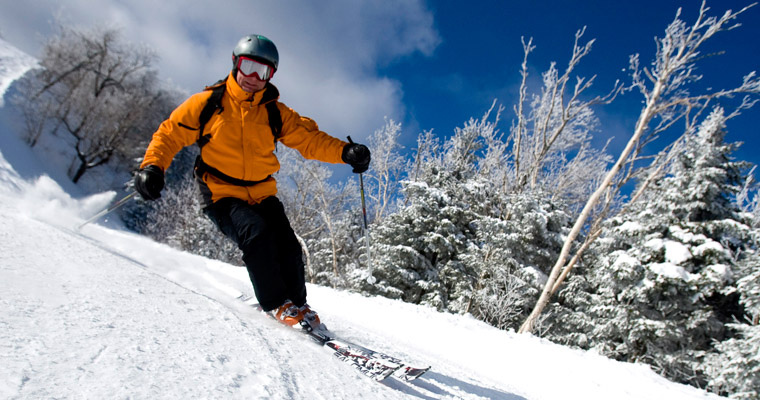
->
xmin=265 ymin=100 xmax=282 ymax=142
xmin=197 ymin=79 xmax=226 ymax=149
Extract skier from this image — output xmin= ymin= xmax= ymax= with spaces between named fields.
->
xmin=134 ymin=34 xmax=371 ymax=328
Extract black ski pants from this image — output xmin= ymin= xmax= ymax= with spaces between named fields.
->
xmin=203 ymin=196 xmax=306 ymax=311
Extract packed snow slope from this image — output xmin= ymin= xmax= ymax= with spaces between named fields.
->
xmin=0 ymin=39 xmax=724 ymax=399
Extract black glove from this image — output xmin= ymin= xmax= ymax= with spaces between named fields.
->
xmin=134 ymin=165 xmax=165 ymax=200
xmin=342 ymin=143 xmax=371 ymax=174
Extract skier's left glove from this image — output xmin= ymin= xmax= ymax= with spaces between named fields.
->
xmin=134 ymin=165 xmax=165 ymax=200
xmin=342 ymin=143 xmax=371 ymax=174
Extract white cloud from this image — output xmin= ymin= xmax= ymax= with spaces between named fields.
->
xmin=0 ymin=0 xmax=440 ymax=142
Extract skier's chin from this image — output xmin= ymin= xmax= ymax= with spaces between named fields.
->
xmin=240 ymin=80 xmax=265 ymax=93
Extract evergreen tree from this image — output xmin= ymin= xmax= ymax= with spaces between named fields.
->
xmin=705 ymin=277 xmax=760 ymax=398
xmin=466 ymin=190 xmax=570 ymax=330
xmin=365 ymin=177 xmax=479 ymax=311
xmin=705 ymin=205 xmax=760 ymax=398
xmin=550 ymin=108 xmax=755 ymax=390
xmin=360 ymin=122 xmax=483 ymax=311
xmin=363 ymin=113 xmax=573 ymax=319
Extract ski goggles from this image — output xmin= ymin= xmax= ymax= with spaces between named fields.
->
xmin=236 ymin=56 xmax=274 ymax=80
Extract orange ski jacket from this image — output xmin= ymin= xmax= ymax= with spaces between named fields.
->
xmin=140 ymin=73 xmax=348 ymax=205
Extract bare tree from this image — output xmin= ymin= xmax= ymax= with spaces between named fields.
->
xmin=366 ymin=118 xmax=405 ymax=223
xmin=511 ymin=29 xmax=620 ymax=196
xmin=520 ymin=1 xmax=760 ymax=334
xmin=17 ymin=24 xmax=171 ymax=183
xmin=737 ymin=166 xmax=760 ymax=228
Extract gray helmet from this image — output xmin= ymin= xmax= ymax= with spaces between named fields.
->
xmin=232 ymin=34 xmax=279 ymax=72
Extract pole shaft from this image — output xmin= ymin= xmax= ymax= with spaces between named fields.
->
xmin=359 ymin=172 xmax=372 ymax=276
xmin=347 ymin=136 xmax=375 ymax=283
xmin=77 ymin=191 xmax=138 ymax=230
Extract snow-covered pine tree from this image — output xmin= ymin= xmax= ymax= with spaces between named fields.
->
xmin=362 ymin=78 xmax=596 ymax=324
xmin=549 ymin=108 xmax=755 ymax=391
xmin=705 ymin=253 xmax=760 ymax=399
xmin=359 ymin=118 xmax=485 ymax=311
xmin=362 ymin=107 xmax=574 ymax=320
xmin=706 ymin=322 xmax=760 ymax=400
xmin=461 ymin=35 xmax=610 ymax=330
xmin=704 ymin=191 xmax=760 ymax=399
xmin=304 ymin=211 xmax=357 ymax=288
xmin=465 ymin=191 xmax=570 ymax=330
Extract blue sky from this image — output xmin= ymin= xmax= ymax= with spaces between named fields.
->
xmin=389 ymin=1 xmax=760 ymax=166
xmin=1 ymin=0 xmax=758 ymax=179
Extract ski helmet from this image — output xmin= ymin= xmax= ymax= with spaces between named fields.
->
xmin=232 ymin=34 xmax=279 ymax=75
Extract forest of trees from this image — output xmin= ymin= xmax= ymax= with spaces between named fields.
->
xmin=11 ymin=2 xmax=760 ymax=399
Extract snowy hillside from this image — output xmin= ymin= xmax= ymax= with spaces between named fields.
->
xmin=0 ymin=38 xmax=726 ymax=399
xmin=0 ymin=39 xmax=36 ymax=108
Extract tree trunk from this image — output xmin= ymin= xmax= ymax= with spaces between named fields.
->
xmin=72 ymin=159 xmax=87 ymax=183
xmin=519 ymin=80 xmax=666 ymax=334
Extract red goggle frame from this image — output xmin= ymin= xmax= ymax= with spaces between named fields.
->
xmin=237 ymin=56 xmax=274 ymax=80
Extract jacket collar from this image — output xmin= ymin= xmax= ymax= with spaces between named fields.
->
xmin=225 ymin=72 xmax=280 ymax=105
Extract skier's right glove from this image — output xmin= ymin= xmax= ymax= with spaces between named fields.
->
xmin=134 ymin=165 xmax=165 ymax=200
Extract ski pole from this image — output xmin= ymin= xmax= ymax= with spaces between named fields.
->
xmin=77 ymin=191 xmax=138 ymax=231
xmin=348 ymin=136 xmax=376 ymax=284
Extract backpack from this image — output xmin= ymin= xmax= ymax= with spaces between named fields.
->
xmin=192 ymin=79 xmax=283 ymax=186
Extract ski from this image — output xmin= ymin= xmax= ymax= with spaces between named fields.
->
xmin=300 ymin=324 xmax=403 ymax=381
xmin=242 ymin=296 xmax=429 ymax=382
xmin=298 ymin=321 xmax=430 ymax=382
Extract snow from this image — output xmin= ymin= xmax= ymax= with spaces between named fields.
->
xmin=643 ymin=241 xmax=697 ymax=281
xmin=617 ymin=220 xmax=643 ymax=234
xmin=694 ymin=240 xmax=728 ymax=258
xmin=649 ymin=262 xmax=695 ymax=281
xmin=664 ymin=240 xmax=692 ymax=265
xmin=645 ymin=237 xmax=665 ymax=252
xmin=670 ymin=226 xmax=707 ymax=244
xmin=706 ymin=264 xmax=732 ymax=283
xmin=0 ymin=39 xmax=726 ymax=399
xmin=611 ymin=251 xmax=640 ymax=270
xmin=0 ymin=39 xmax=36 ymax=107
